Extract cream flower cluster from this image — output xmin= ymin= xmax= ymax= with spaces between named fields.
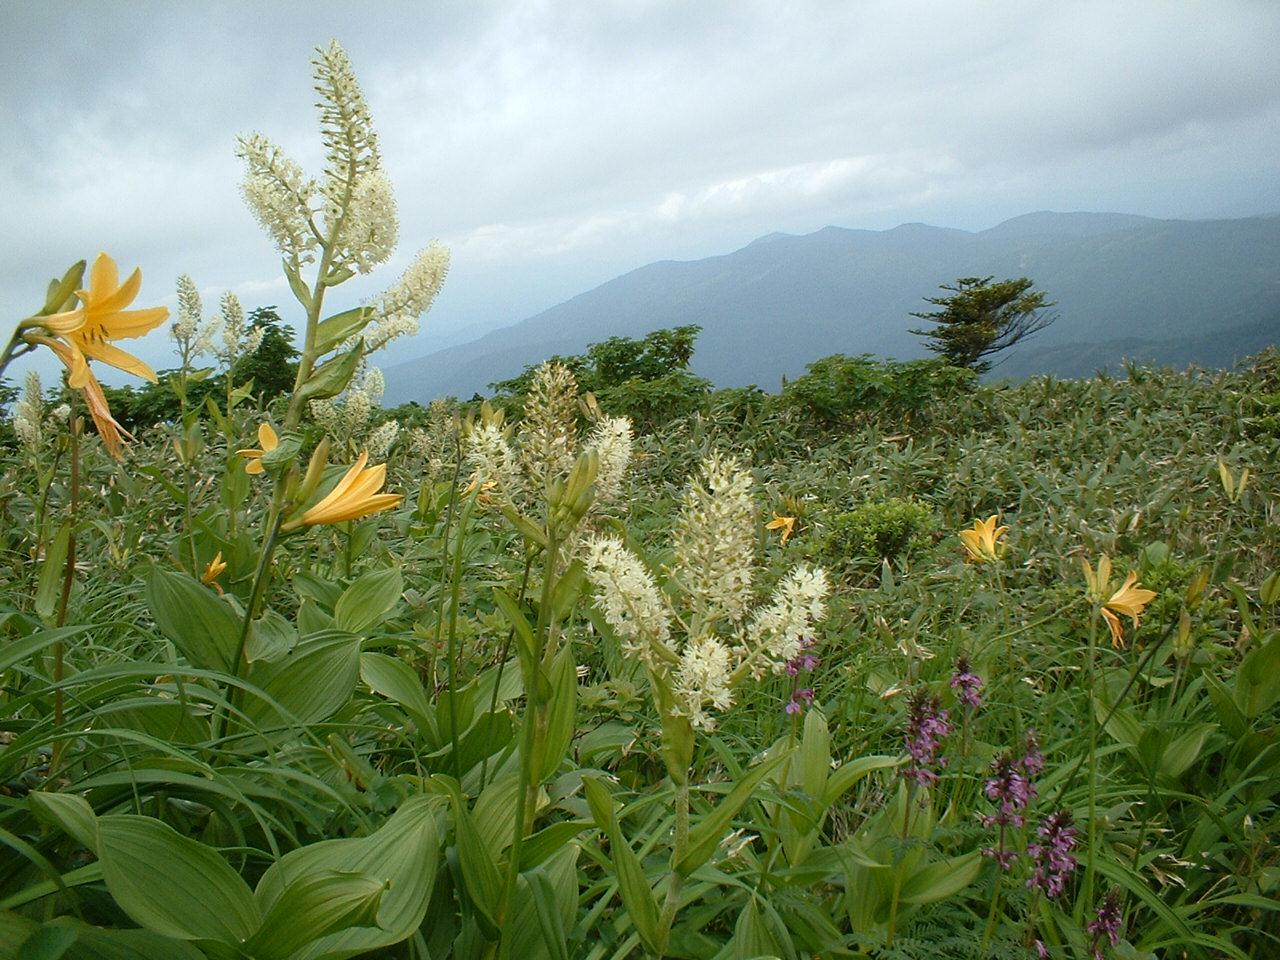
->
xmin=11 ymin=371 xmax=44 ymax=452
xmin=311 ymin=364 xmax=389 ymax=452
xmin=407 ymin=399 xmax=457 ymax=477
xmin=235 ymin=133 xmax=317 ymax=265
xmin=672 ymin=453 xmax=756 ymax=625
xmin=584 ymin=455 xmax=831 ymax=730
xmin=171 ymin=275 xmax=219 ymax=359
xmin=366 ymin=242 xmax=451 ymax=351
xmin=461 ymin=363 xmax=634 ymax=523
xmin=465 ymin=420 xmax=522 ymax=496
xmin=586 ymin=416 xmax=633 ymax=504
xmin=521 ymin=362 xmax=580 ymax=492
xmin=584 ymin=537 xmax=671 ymax=662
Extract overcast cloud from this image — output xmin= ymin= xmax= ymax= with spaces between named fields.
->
xmin=2 ymin=0 xmax=1278 ymax=383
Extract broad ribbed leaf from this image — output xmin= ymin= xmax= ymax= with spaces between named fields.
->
xmin=335 ymin=569 xmax=403 ymax=633
xmin=97 ymin=815 xmax=258 ymax=944
xmin=28 ymin=792 xmax=97 ymax=851
xmin=254 ymin=795 xmax=443 ymax=960
xmin=145 ymin=569 xmax=240 ymax=672
xmin=243 ymin=630 xmax=360 ymax=730
xmin=245 ymin=871 xmax=386 ymax=960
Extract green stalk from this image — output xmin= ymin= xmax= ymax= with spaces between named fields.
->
xmin=657 ymin=775 xmax=690 ymax=957
xmin=48 ymin=414 xmax=81 ymax=781
xmin=1082 ymin=605 xmax=1100 ymax=914
xmin=445 ymin=493 xmax=478 ymax=780
xmin=496 ymin=528 xmax=561 ymax=959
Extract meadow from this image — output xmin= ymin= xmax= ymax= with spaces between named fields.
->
xmin=0 ymin=42 xmax=1277 ymax=960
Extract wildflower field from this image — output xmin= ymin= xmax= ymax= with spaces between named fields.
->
xmin=1 ymin=42 xmax=1278 ymax=960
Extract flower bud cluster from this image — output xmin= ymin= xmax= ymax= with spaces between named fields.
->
xmin=585 ymin=454 xmax=830 ymax=731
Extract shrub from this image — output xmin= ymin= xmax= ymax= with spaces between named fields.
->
xmin=824 ymin=496 xmax=936 ymax=564
xmin=781 ymin=354 xmax=975 ymax=430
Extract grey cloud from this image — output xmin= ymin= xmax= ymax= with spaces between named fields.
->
xmin=2 ymin=0 xmax=1277 ymax=384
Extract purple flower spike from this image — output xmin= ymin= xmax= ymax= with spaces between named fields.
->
xmin=1087 ymin=891 xmax=1123 ymax=959
xmin=1027 ymin=811 xmax=1078 ymax=899
xmin=902 ymin=691 xmax=951 ymax=787
xmin=950 ymin=656 xmax=983 ymax=709
xmin=785 ymin=687 xmax=814 ymax=715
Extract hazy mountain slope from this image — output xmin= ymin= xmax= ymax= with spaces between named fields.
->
xmin=385 ymin=212 xmax=1280 ymax=402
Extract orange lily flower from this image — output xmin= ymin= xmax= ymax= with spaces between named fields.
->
xmin=959 ymin=514 xmax=1007 ymax=563
xmin=201 ymin=552 xmax=228 ymax=593
xmin=237 ymin=423 xmax=279 ymax=475
xmin=283 ymin=451 xmax=402 ymax=530
xmin=36 ymin=252 xmax=169 ymax=389
xmin=766 ymin=515 xmax=797 ymax=545
xmin=25 ymin=334 xmax=132 ymax=459
xmin=1081 ymin=556 xmax=1157 ymax=648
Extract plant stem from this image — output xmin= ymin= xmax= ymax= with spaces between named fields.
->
xmin=48 ymin=415 xmax=81 ymax=781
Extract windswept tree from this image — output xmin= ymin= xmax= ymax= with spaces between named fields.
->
xmin=909 ymin=276 xmax=1056 ymax=373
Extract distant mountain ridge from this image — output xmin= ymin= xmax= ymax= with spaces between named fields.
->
xmin=384 ymin=211 xmax=1280 ymax=403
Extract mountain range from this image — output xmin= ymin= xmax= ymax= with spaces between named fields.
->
xmin=384 ymin=211 xmax=1280 ymax=403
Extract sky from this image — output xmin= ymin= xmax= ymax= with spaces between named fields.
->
xmin=2 ymin=0 xmax=1278 ymax=385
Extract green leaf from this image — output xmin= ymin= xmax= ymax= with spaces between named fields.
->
xmin=283 ymin=258 xmax=312 ymax=311
xmin=315 ymin=306 xmax=375 ymax=355
xmin=527 ymin=870 xmax=570 ymax=960
xmin=678 ymin=749 xmax=790 ymax=875
xmin=16 ymin=924 xmax=77 ymax=960
xmin=335 ymin=569 xmax=404 ymax=633
xmin=539 ymin=645 xmax=578 ymax=781
xmin=726 ymin=896 xmax=795 ymax=960
xmin=799 ymin=708 xmax=831 ymax=800
xmin=581 ymin=777 xmax=661 ymax=955
xmin=360 ymin=652 xmax=437 ymax=736
xmin=253 ymin=795 xmax=443 ymax=960
xmin=297 ymin=342 xmax=363 ymax=403
xmin=97 ymin=815 xmax=258 ymax=944
xmin=1236 ymin=633 xmax=1280 ymax=718
xmin=493 ymin=588 xmax=537 ymax=665
xmin=35 ymin=523 xmax=71 ymax=623
xmin=28 ymin=792 xmax=97 ymax=851
xmin=1160 ymin=724 xmax=1215 ymax=779
xmin=442 ymin=782 xmax=503 ymax=936
xmin=145 ymin=569 xmax=241 ymax=673
xmin=822 ymin=755 xmax=899 ymax=809
xmin=898 ymin=851 xmax=982 ymax=905
xmin=246 ymin=608 xmax=297 ymax=663
xmin=243 ymin=630 xmax=361 ymax=731
xmin=244 ymin=871 xmax=386 ymax=960
xmin=549 ymin=560 xmax=586 ymax=621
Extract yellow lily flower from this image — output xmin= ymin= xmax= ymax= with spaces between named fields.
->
xmin=284 ymin=451 xmax=403 ymax=530
xmin=26 ymin=334 xmax=132 ymax=459
xmin=958 ymin=514 xmax=1007 ymax=563
xmin=237 ymin=423 xmax=279 ymax=475
xmin=766 ymin=515 xmax=797 ymax=545
xmin=35 ymin=252 xmax=169 ymax=389
xmin=201 ymin=552 xmax=227 ymax=593
xmin=1081 ymin=556 xmax=1157 ymax=648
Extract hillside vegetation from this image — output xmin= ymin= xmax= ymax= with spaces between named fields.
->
xmin=383 ymin=211 xmax=1280 ymax=403
xmin=1 ymin=40 xmax=1277 ymax=960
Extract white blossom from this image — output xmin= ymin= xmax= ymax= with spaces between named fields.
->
xmin=671 ymin=454 xmax=755 ymax=625
xmin=366 ymin=419 xmax=400 ymax=459
xmin=740 ymin=566 xmax=831 ymax=676
xmin=235 ymin=133 xmax=317 ymax=263
xmin=12 ymin=371 xmax=43 ymax=451
xmin=584 ymin=537 xmax=670 ymax=662
xmin=521 ymin=362 xmax=578 ymax=491
xmin=466 ymin=421 xmax=520 ymax=495
xmin=674 ymin=636 xmax=735 ymax=731
xmin=586 ymin=416 xmax=633 ymax=505
xmin=368 ymin=242 xmax=451 ymax=350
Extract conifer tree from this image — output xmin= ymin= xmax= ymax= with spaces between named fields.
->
xmin=909 ymin=276 xmax=1055 ymax=373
